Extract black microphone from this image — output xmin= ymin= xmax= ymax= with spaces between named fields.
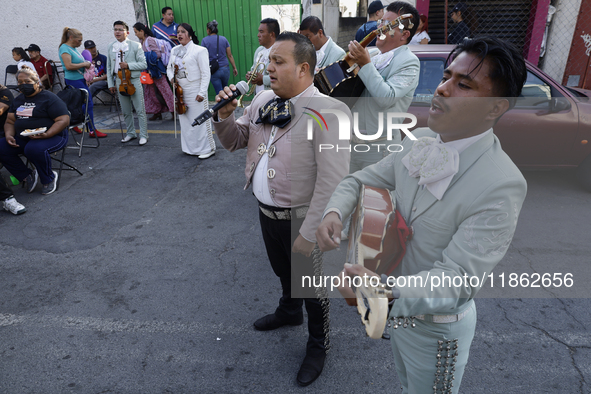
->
xmin=192 ymin=81 xmax=249 ymax=126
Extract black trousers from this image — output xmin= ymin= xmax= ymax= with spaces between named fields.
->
xmin=258 ymin=206 xmax=328 ymax=357
xmin=0 ymin=176 xmax=13 ymax=201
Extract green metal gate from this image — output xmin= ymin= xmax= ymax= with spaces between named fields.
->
xmin=146 ymin=0 xmax=300 ymax=98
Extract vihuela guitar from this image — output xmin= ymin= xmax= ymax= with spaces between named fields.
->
xmin=346 ymin=184 xmax=410 ymax=338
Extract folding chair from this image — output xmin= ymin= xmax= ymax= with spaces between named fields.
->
xmin=4 ymin=65 xmax=19 ymax=93
xmin=21 ymin=142 xmax=83 ymax=193
xmin=43 ymin=60 xmax=64 ymax=92
xmin=50 ymin=144 xmax=83 ymax=190
xmin=66 ymin=88 xmax=100 ymax=157
xmin=92 ymin=85 xmax=118 ymax=112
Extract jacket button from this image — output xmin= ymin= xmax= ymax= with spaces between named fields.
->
xmin=267 ymin=169 xmax=276 ymax=179
xmin=412 ymin=207 xmax=417 ymax=212
xmin=270 ymin=189 xmax=276 ymax=196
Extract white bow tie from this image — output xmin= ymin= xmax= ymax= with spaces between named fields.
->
xmin=112 ymin=41 xmax=129 ymax=53
xmin=401 ymin=137 xmax=460 ymax=200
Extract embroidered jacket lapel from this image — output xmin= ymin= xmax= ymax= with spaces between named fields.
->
xmin=273 ymin=87 xmax=315 ymax=143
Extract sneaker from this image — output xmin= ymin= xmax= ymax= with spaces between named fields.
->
xmin=72 ymin=126 xmax=83 ymax=134
xmin=139 ymin=137 xmax=148 ymax=146
xmin=24 ymin=169 xmax=38 ymax=193
xmin=198 ymin=150 xmax=215 ymax=159
xmin=2 ymin=196 xmax=26 ymax=215
xmin=41 ymin=170 xmax=59 ymax=195
xmin=121 ymin=135 xmax=137 ymax=143
xmin=89 ymin=130 xmax=108 ymax=138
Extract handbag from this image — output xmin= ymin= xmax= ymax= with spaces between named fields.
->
xmin=209 ymin=35 xmax=220 ymax=74
xmin=140 ymin=71 xmax=154 ymax=85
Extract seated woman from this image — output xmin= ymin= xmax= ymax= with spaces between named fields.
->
xmin=0 ymin=68 xmax=70 ymax=195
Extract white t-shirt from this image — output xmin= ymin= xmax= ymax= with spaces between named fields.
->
xmin=410 ymin=30 xmax=431 ymax=45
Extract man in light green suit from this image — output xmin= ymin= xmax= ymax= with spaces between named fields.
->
xmin=246 ymin=18 xmax=279 ymax=95
xmin=316 ymin=36 xmax=528 ymax=394
xmin=348 ymin=1 xmax=421 ymax=171
xmin=298 ymin=16 xmax=345 ymax=73
xmin=107 ymin=21 xmax=148 ymax=145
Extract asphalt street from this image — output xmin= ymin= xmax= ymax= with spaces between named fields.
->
xmin=0 ymin=104 xmax=589 ymax=393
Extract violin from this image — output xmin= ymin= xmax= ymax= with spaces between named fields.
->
xmin=118 ymin=50 xmax=136 ymax=97
xmin=173 ymin=64 xmax=187 ymax=115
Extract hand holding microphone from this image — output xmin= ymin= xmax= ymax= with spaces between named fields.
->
xmin=192 ymin=81 xmax=249 ymax=126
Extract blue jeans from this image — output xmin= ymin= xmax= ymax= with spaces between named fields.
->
xmin=65 ymin=78 xmax=96 ymax=131
xmin=210 ymin=66 xmax=230 ymax=95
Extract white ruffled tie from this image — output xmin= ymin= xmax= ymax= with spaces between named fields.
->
xmin=401 ymin=137 xmax=460 ymax=200
xmin=112 ymin=41 xmax=129 ymax=53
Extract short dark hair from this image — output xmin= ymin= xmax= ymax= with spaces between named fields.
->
xmin=299 ymin=16 xmax=323 ymax=34
xmin=275 ymin=32 xmax=316 ymax=77
xmin=162 ymin=6 xmax=172 ymax=14
xmin=133 ymin=22 xmax=153 ymax=37
xmin=386 ymin=1 xmax=420 ymax=44
xmin=179 ymin=23 xmax=199 ymax=44
xmin=448 ymin=36 xmax=527 ymax=108
xmin=260 ymin=18 xmax=280 ymax=38
xmin=113 ymin=21 xmax=129 ymax=32
xmin=12 ymin=47 xmax=30 ymax=61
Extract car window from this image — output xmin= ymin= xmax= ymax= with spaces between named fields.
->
xmin=515 ymin=70 xmax=565 ymax=108
xmin=413 ymin=59 xmax=445 ymax=105
xmin=521 ymin=72 xmax=552 ymax=99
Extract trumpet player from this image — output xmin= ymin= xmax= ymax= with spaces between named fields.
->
xmin=245 ymin=18 xmax=279 ymax=94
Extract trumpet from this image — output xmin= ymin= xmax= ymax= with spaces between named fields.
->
xmin=237 ymin=58 xmax=267 ymax=108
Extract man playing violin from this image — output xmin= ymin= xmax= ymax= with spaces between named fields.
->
xmin=107 ymin=21 xmax=149 ymax=145
xmin=316 ymin=36 xmax=528 ymax=394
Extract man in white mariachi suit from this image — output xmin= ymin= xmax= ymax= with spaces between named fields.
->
xmin=107 ymin=21 xmax=148 ymax=145
xmin=298 ymin=16 xmax=345 ymax=73
xmin=213 ymin=32 xmax=351 ymax=387
xmin=246 ymin=18 xmax=279 ymax=94
xmin=316 ymin=36 xmax=529 ymax=394
xmin=348 ymin=1 xmax=421 ymax=171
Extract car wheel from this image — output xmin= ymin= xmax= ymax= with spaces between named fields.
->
xmin=576 ymin=154 xmax=591 ymax=192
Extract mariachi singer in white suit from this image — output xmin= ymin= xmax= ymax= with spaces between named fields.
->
xmin=167 ymin=23 xmax=215 ymax=159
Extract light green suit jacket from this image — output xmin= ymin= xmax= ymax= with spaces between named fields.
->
xmin=325 ymin=128 xmax=527 ymax=317
xmin=317 ymin=37 xmax=345 ymax=69
xmin=106 ymin=39 xmax=147 ymax=88
xmin=352 ymin=45 xmax=420 ymax=143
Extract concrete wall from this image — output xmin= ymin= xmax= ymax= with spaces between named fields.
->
xmin=541 ymin=0 xmax=582 ymax=82
xmin=1 ymin=0 xmax=139 ymax=87
xmin=323 ymin=0 xmax=341 ymax=40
